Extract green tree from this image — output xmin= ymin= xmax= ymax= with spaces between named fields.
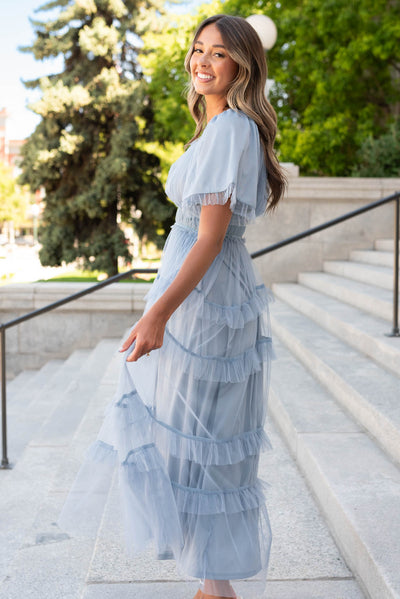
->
xmin=19 ymin=0 xmax=175 ymax=276
xmin=143 ymin=0 xmax=400 ymax=176
xmin=223 ymin=0 xmax=400 ymax=175
xmin=0 ymin=162 xmax=28 ymax=225
xmin=352 ymin=122 xmax=400 ymax=177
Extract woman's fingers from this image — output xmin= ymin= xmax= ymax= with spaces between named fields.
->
xmin=119 ymin=327 xmax=137 ymax=353
xmin=121 ymin=311 xmax=166 ymax=361
xmin=127 ymin=336 xmax=151 ymax=362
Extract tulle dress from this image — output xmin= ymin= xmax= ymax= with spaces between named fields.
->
xmin=57 ymin=108 xmax=274 ymax=597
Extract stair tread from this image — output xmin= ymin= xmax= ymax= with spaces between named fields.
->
xmin=31 ymin=338 xmax=121 ymax=447
xmin=6 ymin=370 xmax=39 ymax=398
xmin=299 ymin=271 xmax=393 ymax=304
xmin=323 ymin=259 xmax=393 ymax=290
xmin=325 ymin=259 xmax=392 ymax=275
xmin=350 ymin=249 xmax=394 ymax=266
xmin=7 ymin=359 xmax=64 ymax=406
xmin=298 ymin=271 xmax=393 ymax=322
xmin=0 ymin=338 xmax=124 ymax=591
xmin=272 ymin=282 xmax=400 ymax=375
xmin=272 ymin=300 xmax=400 ymax=422
xmin=270 ymin=339 xmax=400 ymax=598
xmin=271 ymin=299 xmax=400 ymax=464
xmin=5 ymin=351 xmax=91 ymax=461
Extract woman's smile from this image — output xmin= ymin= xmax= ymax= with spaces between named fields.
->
xmin=196 ymin=72 xmax=215 ymax=81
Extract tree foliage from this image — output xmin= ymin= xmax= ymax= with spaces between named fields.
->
xmin=263 ymin=0 xmax=400 ymax=175
xmin=19 ymin=0 xmax=175 ymax=276
xmin=0 ymin=163 xmax=28 ymax=224
xmin=142 ymin=0 xmax=400 ymax=176
xmin=352 ymin=123 xmax=400 ymax=177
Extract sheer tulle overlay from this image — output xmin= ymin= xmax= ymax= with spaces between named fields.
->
xmin=57 ymin=110 xmax=274 ymax=598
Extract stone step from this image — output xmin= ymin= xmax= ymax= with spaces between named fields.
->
xmin=31 ymin=339 xmax=120 ymax=448
xmin=6 ymin=369 xmax=38 ymax=398
xmin=6 ymin=359 xmax=63 ymax=411
xmin=269 ymin=335 xmax=400 ymax=599
xmin=4 ymin=359 xmax=65 ymax=463
xmin=0 ymin=342 xmax=125 ymax=598
xmin=271 ymin=299 xmax=400 ymax=466
xmin=0 ymin=339 xmax=121 ymax=592
xmin=5 ymin=352 xmax=88 ymax=464
xmin=350 ymin=249 xmax=394 ymax=267
xmin=375 ymin=238 xmax=396 ymax=252
xmin=298 ymin=271 xmax=393 ymax=321
xmin=272 ymin=282 xmax=400 ymax=377
xmin=323 ymin=260 xmax=393 ymax=290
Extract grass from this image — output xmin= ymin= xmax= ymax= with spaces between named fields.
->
xmin=39 ymin=269 xmax=157 ymax=284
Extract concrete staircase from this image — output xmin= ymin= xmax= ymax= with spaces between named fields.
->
xmin=0 ymin=345 xmax=366 ymax=598
xmin=269 ymin=238 xmax=400 ymax=599
xmin=0 ymin=237 xmax=398 ymax=598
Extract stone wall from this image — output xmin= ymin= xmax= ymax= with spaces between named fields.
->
xmin=1 ymin=282 xmax=151 ymax=378
xmin=245 ymin=176 xmax=400 ymax=286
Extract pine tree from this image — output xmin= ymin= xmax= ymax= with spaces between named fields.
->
xmin=19 ymin=0 xmax=175 ymax=276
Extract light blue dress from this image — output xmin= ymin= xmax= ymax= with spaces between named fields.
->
xmin=58 ymin=108 xmax=273 ymax=593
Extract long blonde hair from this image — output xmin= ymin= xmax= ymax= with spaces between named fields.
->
xmin=184 ymin=14 xmax=286 ymax=210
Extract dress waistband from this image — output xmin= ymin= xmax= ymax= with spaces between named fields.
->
xmin=174 ymin=215 xmax=245 ymax=239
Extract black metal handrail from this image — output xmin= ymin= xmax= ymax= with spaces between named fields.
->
xmin=1 ymin=191 xmax=399 ymax=468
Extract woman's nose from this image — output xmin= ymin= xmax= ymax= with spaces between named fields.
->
xmin=200 ymin=52 xmax=211 ymax=66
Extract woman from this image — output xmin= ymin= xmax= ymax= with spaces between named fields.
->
xmin=58 ymin=14 xmax=285 ymax=599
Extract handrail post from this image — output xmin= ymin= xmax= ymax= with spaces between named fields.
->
xmin=1 ymin=328 xmax=10 ymax=468
xmin=388 ymin=195 xmax=400 ymax=336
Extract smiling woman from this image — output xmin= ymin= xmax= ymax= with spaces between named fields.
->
xmin=57 ymin=13 xmax=286 ymax=599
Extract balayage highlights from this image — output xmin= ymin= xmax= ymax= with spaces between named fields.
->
xmin=184 ymin=14 xmax=286 ymax=210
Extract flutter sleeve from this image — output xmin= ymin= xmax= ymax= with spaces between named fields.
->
xmin=180 ymin=109 xmax=268 ymax=221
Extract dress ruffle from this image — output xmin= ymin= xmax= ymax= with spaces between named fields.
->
xmin=156 ymin=423 xmax=272 ymax=467
xmin=181 ymin=183 xmax=258 ymax=222
xmin=163 ymin=328 xmax=274 ymax=383
xmin=146 ymin=280 xmax=272 ymax=330
xmin=172 ymin=479 xmax=269 ymax=515
xmin=88 ymin=380 xmax=272 ymax=469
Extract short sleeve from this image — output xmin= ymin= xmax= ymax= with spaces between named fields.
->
xmin=180 ymin=109 xmax=267 ymax=221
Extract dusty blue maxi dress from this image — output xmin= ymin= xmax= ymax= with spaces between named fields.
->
xmin=57 ymin=108 xmax=273 ymax=594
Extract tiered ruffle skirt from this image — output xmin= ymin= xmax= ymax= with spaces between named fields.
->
xmin=57 ymin=219 xmax=274 ymax=589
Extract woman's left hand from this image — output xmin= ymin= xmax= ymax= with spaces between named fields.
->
xmin=119 ymin=307 xmax=167 ymax=362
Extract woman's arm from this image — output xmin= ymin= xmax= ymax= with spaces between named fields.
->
xmin=120 ymin=201 xmax=232 ymax=362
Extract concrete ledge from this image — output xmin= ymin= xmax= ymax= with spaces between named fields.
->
xmin=247 ymin=176 xmax=400 ymax=284
xmin=0 ymin=282 xmax=151 ymax=378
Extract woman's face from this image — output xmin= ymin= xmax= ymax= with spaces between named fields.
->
xmin=189 ymin=23 xmax=238 ymax=100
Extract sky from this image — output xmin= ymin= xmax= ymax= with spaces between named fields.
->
xmin=0 ymin=0 xmax=202 ymax=141
xmin=0 ymin=0 xmax=63 ymax=140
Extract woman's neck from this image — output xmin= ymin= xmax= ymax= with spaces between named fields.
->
xmin=205 ymin=96 xmax=229 ymax=122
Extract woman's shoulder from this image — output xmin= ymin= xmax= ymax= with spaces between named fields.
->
xmin=205 ymin=108 xmax=256 ymax=135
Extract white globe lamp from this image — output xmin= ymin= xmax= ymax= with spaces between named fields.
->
xmin=245 ymin=14 xmax=277 ymax=51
